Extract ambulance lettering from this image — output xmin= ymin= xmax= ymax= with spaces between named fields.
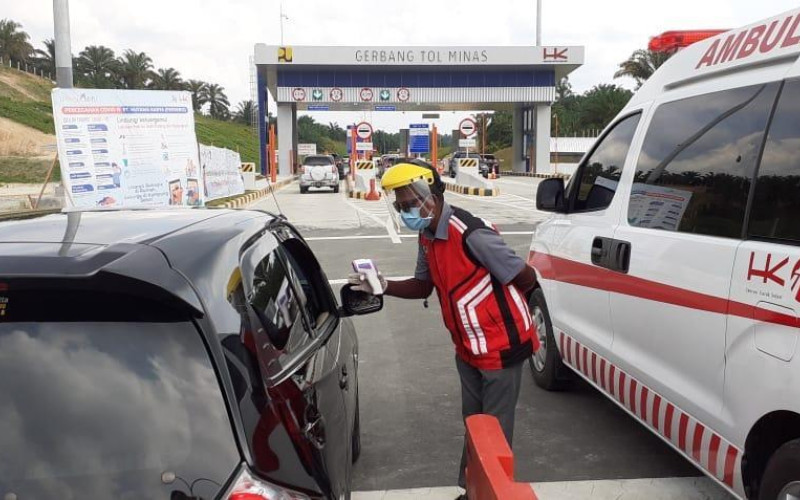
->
xmin=746 ymin=251 xmax=800 ymax=303
xmin=696 ymin=12 xmax=800 ymax=69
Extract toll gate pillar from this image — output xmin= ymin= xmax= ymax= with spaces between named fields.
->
xmin=277 ymin=103 xmax=295 ymax=177
xmin=512 ymin=107 xmax=525 ymax=173
xmin=534 ymin=104 xmax=551 ymax=174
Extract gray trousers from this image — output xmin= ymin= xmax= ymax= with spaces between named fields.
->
xmin=456 ymin=355 xmax=523 ymax=489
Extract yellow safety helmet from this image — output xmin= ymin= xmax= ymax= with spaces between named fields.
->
xmin=380 ymin=162 xmax=434 ymax=192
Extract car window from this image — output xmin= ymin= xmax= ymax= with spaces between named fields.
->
xmin=279 ymin=238 xmax=337 ymax=332
xmin=304 ymin=156 xmax=333 ymax=166
xmin=566 ymin=112 xmax=641 ymax=212
xmin=249 ymin=250 xmax=309 ymax=353
xmin=0 ymin=290 xmax=239 ymax=500
xmin=748 ymin=79 xmax=800 ymax=244
xmin=628 ymin=83 xmax=779 ymax=238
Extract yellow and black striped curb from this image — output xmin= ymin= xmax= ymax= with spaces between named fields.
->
xmin=500 ymin=171 xmax=570 ymax=179
xmin=347 ymin=190 xmax=382 ymax=200
xmin=445 ymin=183 xmax=499 ymax=197
xmin=217 ymin=176 xmax=297 ymax=208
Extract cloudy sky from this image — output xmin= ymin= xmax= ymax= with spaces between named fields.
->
xmin=6 ymin=0 xmax=798 ymax=132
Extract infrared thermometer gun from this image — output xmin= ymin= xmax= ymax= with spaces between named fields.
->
xmin=352 ymin=259 xmax=383 ymax=295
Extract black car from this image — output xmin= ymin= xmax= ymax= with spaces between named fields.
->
xmin=479 ymin=154 xmax=500 ymax=177
xmin=0 ymin=209 xmax=379 ymax=499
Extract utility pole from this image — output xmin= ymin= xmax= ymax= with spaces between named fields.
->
xmin=536 ymin=0 xmax=542 ymax=46
xmin=53 ymin=0 xmax=73 ymax=88
xmin=280 ymin=3 xmax=289 ymax=45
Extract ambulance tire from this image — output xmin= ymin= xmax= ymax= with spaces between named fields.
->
xmin=759 ymin=439 xmax=800 ymax=500
xmin=351 ymin=394 xmax=361 ymax=463
xmin=528 ymin=288 xmax=571 ymax=391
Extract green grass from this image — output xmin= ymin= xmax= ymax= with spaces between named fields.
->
xmin=194 ymin=115 xmax=259 ymax=164
xmin=0 ymin=156 xmax=60 ymax=183
xmin=0 ymin=97 xmax=54 ymax=134
xmin=0 ymin=65 xmax=54 ymax=102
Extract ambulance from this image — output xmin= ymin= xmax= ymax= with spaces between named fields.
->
xmin=528 ymin=8 xmax=800 ymax=500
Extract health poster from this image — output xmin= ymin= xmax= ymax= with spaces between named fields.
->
xmin=52 ymin=89 xmax=204 ymax=208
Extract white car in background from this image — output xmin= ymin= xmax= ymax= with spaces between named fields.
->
xmin=527 ymin=7 xmax=800 ymax=500
xmin=300 ymin=155 xmax=339 ymax=194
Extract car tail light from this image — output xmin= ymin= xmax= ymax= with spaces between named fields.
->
xmin=225 ymin=466 xmax=310 ymax=500
xmin=648 ymin=30 xmax=726 ymax=52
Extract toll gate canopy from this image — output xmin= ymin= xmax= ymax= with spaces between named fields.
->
xmin=254 ymin=45 xmax=585 ymax=175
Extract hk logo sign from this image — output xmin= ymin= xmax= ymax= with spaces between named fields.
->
xmin=543 ymin=47 xmax=568 ymax=61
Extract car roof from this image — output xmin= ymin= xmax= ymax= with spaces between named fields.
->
xmin=0 ymin=209 xmax=278 ymax=319
xmin=626 ymin=7 xmax=800 ymax=110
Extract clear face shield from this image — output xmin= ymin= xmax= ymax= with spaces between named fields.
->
xmin=385 ymin=179 xmax=436 ymax=231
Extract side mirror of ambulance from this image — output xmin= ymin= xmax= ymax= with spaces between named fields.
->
xmin=536 ymin=178 xmax=566 ymax=212
xmin=339 ymin=284 xmax=384 ymax=317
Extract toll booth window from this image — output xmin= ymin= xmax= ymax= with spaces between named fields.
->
xmin=250 ymin=251 xmax=305 ymax=351
xmin=748 ymin=79 xmax=800 ymax=244
xmin=567 ymin=113 xmax=640 ymax=212
xmin=628 ymin=83 xmax=779 ymax=238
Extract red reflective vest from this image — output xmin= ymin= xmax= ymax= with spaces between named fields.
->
xmin=420 ymin=207 xmax=539 ymax=370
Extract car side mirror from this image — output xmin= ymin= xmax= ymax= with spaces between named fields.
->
xmin=536 ymin=178 xmax=566 ymax=212
xmin=339 ymin=284 xmax=384 ymax=317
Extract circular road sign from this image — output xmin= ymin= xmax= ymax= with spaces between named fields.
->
xmin=356 ymin=122 xmax=373 ymax=140
xmin=330 ymin=87 xmax=343 ymax=102
xmin=292 ymin=88 xmax=306 ymax=101
xmin=459 ymin=118 xmax=477 ymax=138
xmin=359 ymin=88 xmax=374 ymax=102
xmin=397 ymin=87 xmax=411 ymax=102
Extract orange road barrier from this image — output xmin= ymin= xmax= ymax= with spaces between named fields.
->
xmin=465 ymin=415 xmax=538 ymax=500
xmin=365 ymin=178 xmax=381 ymax=201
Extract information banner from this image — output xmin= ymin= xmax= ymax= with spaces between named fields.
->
xmin=52 ymin=89 xmax=203 ymax=208
xmin=409 ymin=123 xmax=430 ymax=153
xmin=199 ymin=144 xmax=245 ymax=201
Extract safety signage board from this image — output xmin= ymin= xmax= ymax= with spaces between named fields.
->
xmin=375 ymin=105 xmax=397 ymax=111
xmin=459 ymin=138 xmax=477 ymax=148
xmin=298 ymin=143 xmax=317 ymax=156
xmin=356 ymin=142 xmax=374 ymax=151
xmin=356 ymin=122 xmax=373 ymax=140
xmin=409 ymin=123 xmax=430 ymax=154
xmin=307 ymin=104 xmax=330 ymax=111
xmin=459 ymin=118 xmax=477 ymax=137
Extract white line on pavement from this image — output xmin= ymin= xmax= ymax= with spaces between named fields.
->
xmin=342 ymin=195 xmax=401 ymax=243
xmin=447 ymin=190 xmax=539 ymax=212
xmin=306 ymin=231 xmax=534 ymax=241
xmin=329 ymin=276 xmax=412 ymax=285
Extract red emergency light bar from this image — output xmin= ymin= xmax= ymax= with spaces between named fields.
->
xmin=649 ymin=30 xmax=727 ymax=52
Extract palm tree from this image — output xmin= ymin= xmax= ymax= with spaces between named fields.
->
xmin=186 ymin=79 xmax=208 ymax=112
xmin=150 ymin=67 xmax=184 ymax=90
xmin=202 ymin=83 xmax=230 ymax=119
xmin=76 ymin=45 xmax=118 ymax=88
xmin=118 ymin=49 xmax=153 ymax=89
xmin=234 ymin=100 xmax=256 ymax=124
xmin=580 ymin=84 xmax=634 ymax=131
xmin=614 ymin=49 xmax=673 ymax=89
xmin=33 ymin=38 xmax=55 ymax=76
xmin=0 ymin=19 xmax=34 ymax=65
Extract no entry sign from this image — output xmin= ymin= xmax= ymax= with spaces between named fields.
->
xmin=356 ymin=122 xmax=373 ymax=140
xmin=459 ymin=118 xmax=477 ymax=138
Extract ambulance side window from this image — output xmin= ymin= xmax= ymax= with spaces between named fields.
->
xmin=628 ymin=82 xmax=780 ymax=238
xmin=566 ymin=112 xmax=641 ymax=212
xmin=748 ymin=79 xmax=800 ymax=244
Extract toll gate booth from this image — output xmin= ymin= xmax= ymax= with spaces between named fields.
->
xmin=254 ymin=45 xmax=584 ymax=176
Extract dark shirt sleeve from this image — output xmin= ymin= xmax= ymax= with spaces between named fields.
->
xmin=465 ymin=228 xmax=526 ymax=285
xmin=414 ymin=239 xmax=431 ymax=281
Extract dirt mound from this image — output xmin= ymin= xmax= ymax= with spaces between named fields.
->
xmin=0 ymin=117 xmax=56 ymax=157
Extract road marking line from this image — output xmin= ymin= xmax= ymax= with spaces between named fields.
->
xmin=329 ymin=275 xmax=412 ymax=285
xmin=306 ymin=231 xmax=534 ymax=241
xmin=447 ymin=190 xmax=540 ymax=213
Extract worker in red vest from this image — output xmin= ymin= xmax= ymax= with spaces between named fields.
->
xmin=349 ymin=159 xmax=540 ymax=498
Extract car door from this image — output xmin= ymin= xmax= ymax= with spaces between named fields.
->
xmin=544 ymin=112 xmax=642 ymax=360
xmin=610 ymin=82 xmax=780 ymax=445
xmin=240 ymin=234 xmax=349 ymax=498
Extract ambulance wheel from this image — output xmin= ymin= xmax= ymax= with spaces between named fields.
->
xmin=759 ymin=439 xmax=800 ymax=500
xmin=528 ymin=288 xmax=570 ymax=391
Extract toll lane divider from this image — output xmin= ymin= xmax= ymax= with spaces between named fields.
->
xmin=465 ymin=414 xmax=538 ymax=500
xmin=500 ymin=170 xmax=570 ymax=179
xmin=210 ymin=176 xmax=297 ymax=208
xmin=445 ymin=182 xmax=499 ymax=197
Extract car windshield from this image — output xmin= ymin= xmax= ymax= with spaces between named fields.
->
xmin=0 ymin=289 xmax=239 ymax=499
xmin=304 ymin=156 xmax=333 ymax=166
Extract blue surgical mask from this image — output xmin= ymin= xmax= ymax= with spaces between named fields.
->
xmin=400 ymin=207 xmax=432 ymax=231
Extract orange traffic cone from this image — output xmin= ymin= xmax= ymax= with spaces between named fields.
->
xmin=365 ymin=178 xmax=381 ymax=201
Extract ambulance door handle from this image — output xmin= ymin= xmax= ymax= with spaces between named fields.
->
xmin=591 ymin=237 xmax=631 ymax=273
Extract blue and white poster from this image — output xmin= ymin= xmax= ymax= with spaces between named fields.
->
xmin=52 ymin=88 xmax=203 ymax=208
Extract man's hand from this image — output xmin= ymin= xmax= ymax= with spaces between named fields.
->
xmin=348 ymin=272 xmax=388 ymax=295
